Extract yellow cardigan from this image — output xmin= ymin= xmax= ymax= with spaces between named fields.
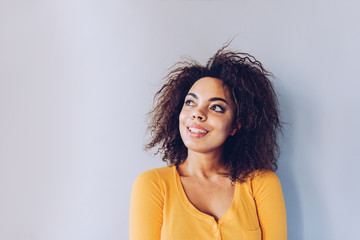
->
xmin=129 ymin=166 xmax=286 ymax=240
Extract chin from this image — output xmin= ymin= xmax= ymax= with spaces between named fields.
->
xmin=184 ymin=142 xmax=223 ymax=155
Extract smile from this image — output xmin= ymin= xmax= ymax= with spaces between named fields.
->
xmin=187 ymin=127 xmax=208 ymax=134
xmin=185 ymin=125 xmax=209 ymax=138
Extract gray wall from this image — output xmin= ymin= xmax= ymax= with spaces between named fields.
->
xmin=1 ymin=0 xmax=359 ymax=239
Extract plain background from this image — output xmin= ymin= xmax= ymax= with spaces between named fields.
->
xmin=1 ymin=0 xmax=359 ymax=239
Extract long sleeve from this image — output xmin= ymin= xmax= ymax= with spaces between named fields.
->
xmin=252 ymin=171 xmax=287 ymax=240
xmin=129 ymin=170 xmax=164 ymax=240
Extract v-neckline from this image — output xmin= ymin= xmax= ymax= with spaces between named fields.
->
xmin=173 ymin=165 xmax=239 ymax=225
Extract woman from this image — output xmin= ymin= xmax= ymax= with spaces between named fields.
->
xmin=129 ymin=46 xmax=287 ymax=240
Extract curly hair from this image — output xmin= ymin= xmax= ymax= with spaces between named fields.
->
xmin=145 ymin=46 xmax=281 ymax=182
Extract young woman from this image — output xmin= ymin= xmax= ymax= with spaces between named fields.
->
xmin=129 ymin=46 xmax=287 ymax=240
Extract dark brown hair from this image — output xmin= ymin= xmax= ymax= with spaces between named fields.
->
xmin=146 ymin=46 xmax=281 ymax=182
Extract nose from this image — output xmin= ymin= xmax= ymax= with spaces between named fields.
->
xmin=192 ymin=110 xmax=207 ymax=121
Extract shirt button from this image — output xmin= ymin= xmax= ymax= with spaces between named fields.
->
xmin=214 ymin=231 xmax=219 ymax=236
xmin=213 ymin=223 xmax=217 ymax=229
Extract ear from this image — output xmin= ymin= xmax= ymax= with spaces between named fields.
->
xmin=230 ymin=121 xmax=241 ymax=136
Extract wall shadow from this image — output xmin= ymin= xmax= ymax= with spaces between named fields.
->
xmin=276 ymin=82 xmax=334 ymax=240
xmin=276 ymin=83 xmax=304 ymax=240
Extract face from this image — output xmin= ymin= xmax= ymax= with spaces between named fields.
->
xmin=179 ymin=77 xmax=238 ymax=154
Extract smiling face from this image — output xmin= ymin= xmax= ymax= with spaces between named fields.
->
xmin=179 ymin=77 xmax=238 ymax=155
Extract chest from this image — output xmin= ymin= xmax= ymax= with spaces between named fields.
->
xmin=161 ymin=171 xmax=262 ymax=240
xmin=180 ymin=177 xmax=235 ymax=221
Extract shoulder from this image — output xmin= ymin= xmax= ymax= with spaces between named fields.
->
xmin=132 ymin=166 xmax=174 ymax=189
xmin=249 ymin=170 xmax=282 ymax=195
xmin=252 ymin=170 xmax=280 ymax=184
xmin=131 ymin=166 xmax=175 ymax=203
xmin=249 ymin=170 xmax=284 ymax=205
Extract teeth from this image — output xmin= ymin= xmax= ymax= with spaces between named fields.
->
xmin=188 ymin=127 xmax=208 ymax=133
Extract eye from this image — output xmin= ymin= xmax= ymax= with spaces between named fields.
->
xmin=185 ymin=99 xmax=195 ymax=106
xmin=210 ymin=105 xmax=225 ymax=113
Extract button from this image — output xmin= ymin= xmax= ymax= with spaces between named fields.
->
xmin=213 ymin=223 xmax=217 ymax=229
xmin=214 ymin=233 xmax=221 ymax=240
xmin=214 ymin=231 xmax=219 ymax=236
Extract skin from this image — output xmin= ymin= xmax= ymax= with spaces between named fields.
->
xmin=177 ymin=77 xmax=240 ymax=221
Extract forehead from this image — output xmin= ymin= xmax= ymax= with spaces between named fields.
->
xmin=188 ymin=77 xmax=231 ymax=99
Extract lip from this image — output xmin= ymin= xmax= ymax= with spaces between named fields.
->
xmin=185 ymin=124 xmax=209 ymax=138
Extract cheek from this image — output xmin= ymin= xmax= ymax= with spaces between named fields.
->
xmin=178 ymin=109 xmax=188 ymax=142
xmin=179 ymin=108 xmax=187 ymax=123
xmin=219 ymin=124 xmax=232 ymax=135
xmin=179 ymin=109 xmax=186 ymax=132
xmin=217 ymin=117 xmax=235 ymax=135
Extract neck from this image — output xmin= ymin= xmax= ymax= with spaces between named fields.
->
xmin=178 ymin=149 xmax=229 ymax=179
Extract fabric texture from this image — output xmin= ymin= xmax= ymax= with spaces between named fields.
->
xmin=129 ymin=166 xmax=286 ymax=240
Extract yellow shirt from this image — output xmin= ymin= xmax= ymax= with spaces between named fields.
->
xmin=129 ymin=166 xmax=286 ymax=240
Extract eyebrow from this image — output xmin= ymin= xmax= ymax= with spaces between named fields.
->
xmin=186 ymin=93 xmax=229 ymax=104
